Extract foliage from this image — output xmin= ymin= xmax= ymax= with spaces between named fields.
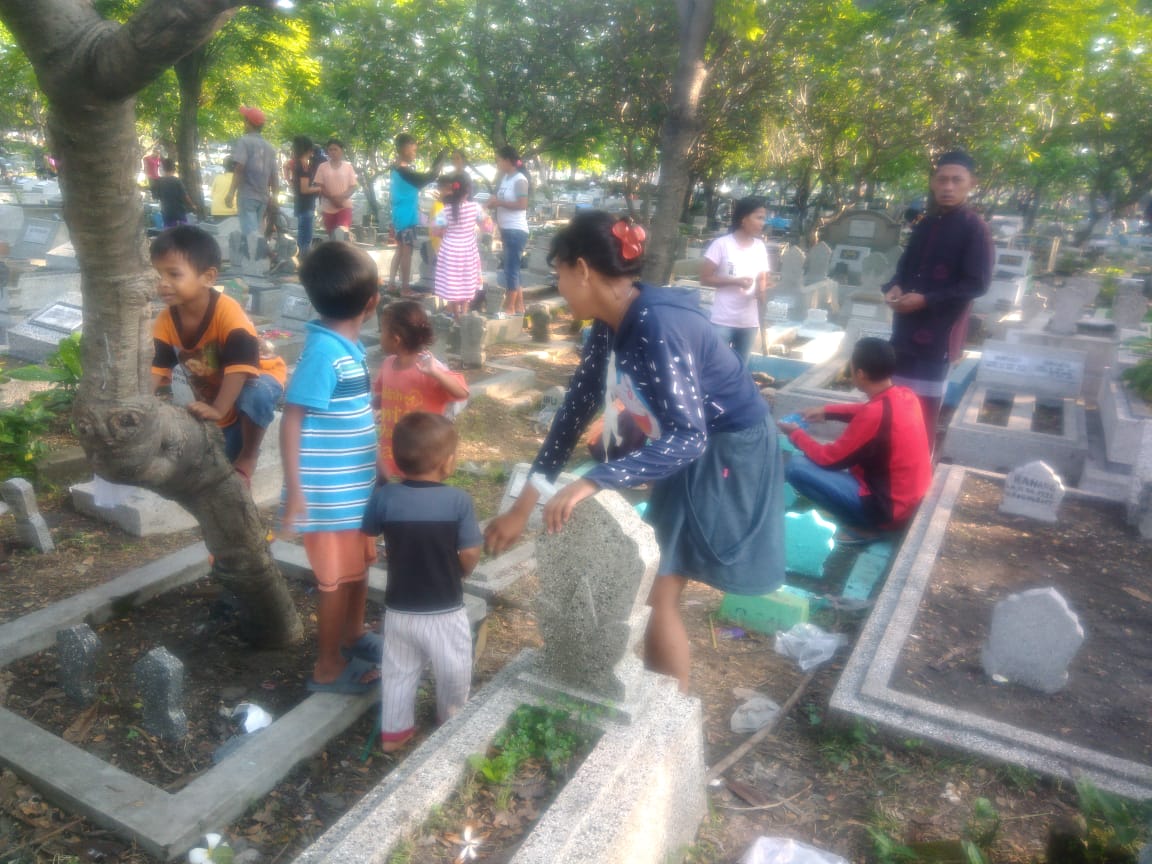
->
xmin=1074 ymin=778 xmax=1152 ymax=860
xmin=468 ymin=703 xmax=595 ymax=787
xmin=1121 ymin=357 xmax=1152 ymax=404
xmin=0 ymin=335 xmax=83 ymax=479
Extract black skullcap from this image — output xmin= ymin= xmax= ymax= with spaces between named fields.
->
xmin=936 ymin=150 xmax=976 ymax=173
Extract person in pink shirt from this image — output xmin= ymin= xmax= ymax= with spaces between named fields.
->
xmin=313 ymin=138 xmax=358 ymax=242
xmin=372 ymin=301 xmax=469 ymax=480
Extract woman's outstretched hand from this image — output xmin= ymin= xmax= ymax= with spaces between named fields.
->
xmin=542 ymin=479 xmax=598 ymax=534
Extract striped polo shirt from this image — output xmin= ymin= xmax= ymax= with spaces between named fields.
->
xmin=284 ymin=322 xmax=377 ymax=532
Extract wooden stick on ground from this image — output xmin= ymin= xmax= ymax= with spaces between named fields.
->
xmin=705 ymin=669 xmax=817 ymax=783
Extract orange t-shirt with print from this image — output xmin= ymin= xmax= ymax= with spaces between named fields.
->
xmin=151 ymin=290 xmax=287 ymax=427
xmin=373 ymin=355 xmax=467 ymax=475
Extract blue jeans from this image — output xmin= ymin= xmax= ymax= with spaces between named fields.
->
xmin=712 ymin=324 xmax=758 ymax=363
xmin=296 ymin=210 xmax=315 ymax=257
xmin=221 ymin=374 xmax=283 ymax=462
xmin=785 ymin=454 xmax=877 ymax=529
xmin=500 ymin=228 xmax=529 ymax=291
xmin=238 ymin=198 xmax=267 ymax=237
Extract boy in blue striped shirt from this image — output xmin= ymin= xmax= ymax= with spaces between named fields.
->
xmin=281 ymin=242 xmax=382 ymax=694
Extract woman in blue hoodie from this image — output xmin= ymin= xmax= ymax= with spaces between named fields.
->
xmin=485 ymin=210 xmax=785 ymax=691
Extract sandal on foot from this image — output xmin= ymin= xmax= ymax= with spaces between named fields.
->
xmin=380 ymin=727 xmax=415 ymax=753
xmin=305 ymin=657 xmax=379 ymax=695
xmin=340 ymin=631 xmax=384 ymax=665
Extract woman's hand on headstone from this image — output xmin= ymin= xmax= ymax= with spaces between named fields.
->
xmin=542 ymin=479 xmax=598 ymax=535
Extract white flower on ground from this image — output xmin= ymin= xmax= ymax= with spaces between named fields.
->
xmin=188 ymin=834 xmax=233 ymax=864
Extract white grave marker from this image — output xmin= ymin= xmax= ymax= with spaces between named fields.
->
xmin=999 ymin=460 xmax=1065 ymax=523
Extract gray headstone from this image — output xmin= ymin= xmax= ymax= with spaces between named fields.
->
xmin=981 ymin=587 xmax=1085 ymax=693
xmin=540 ymin=385 xmax=566 ymax=410
xmin=860 ymin=252 xmax=891 ymax=294
xmin=535 ymin=491 xmax=659 ymax=702
xmin=485 ymin=283 xmax=507 ymax=317
xmin=134 ymin=646 xmax=188 ymax=740
xmin=279 ymin=290 xmax=314 ymax=324
xmin=0 ymin=478 xmax=54 ymax=553
xmin=429 ymin=313 xmax=456 ymax=361
xmin=999 ymin=461 xmax=1065 ymax=523
xmin=778 ymin=245 xmax=805 ymax=294
xmin=56 ymin=624 xmax=101 ymax=705
xmin=1048 ymin=286 xmax=1092 ymax=335
xmin=976 ymin=340 xmax=1085 ymax=399
xmin=804 ymin=242 xmax=832 ymax=285
xmin=527 ymin=303 xmax=551 ymax=342
xmin=1112 ymin=291 xmax=1149 ymax=331
xmin=459 ymin=312 xmax=487 ymax=369
xmin=1127 ymin=421 xmax=1152 ymax=541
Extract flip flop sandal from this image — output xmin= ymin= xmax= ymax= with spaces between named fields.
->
xmin=340 ymin=631 xmax=384 ymax=665
xmin=305 ymin=656 xmax=379 ymax=695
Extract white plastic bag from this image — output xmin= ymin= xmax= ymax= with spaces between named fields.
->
xmin=774 ymin=623 xmax=847 ymax=671
xmin=739 ymin=837 xmax=850 ymax=864
xmin=730 ymin=694 xmax=780 ymax=734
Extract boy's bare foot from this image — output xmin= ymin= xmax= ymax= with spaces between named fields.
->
xmin=233 ymin=454 xmax=258 ymax=485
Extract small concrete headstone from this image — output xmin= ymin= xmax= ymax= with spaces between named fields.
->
xmin=999 ymin=461 xmax=1065 ymax=523
xmin=1127 ymin=421 xmax=1152 ymax=540
xmin=56 ymin=624 xmax=101 ymax=705
xmin=1112 ymin=291 xmax=1149 ymax=331
xmin=527 ymin=303 xmax=551 ymax=342
xmin=804 ymin=242 xmax=832 ymax=285
xmin=134 ymin=646 xmax=188 ymax=740
xmin=784 ymin=510 xmax=836 ymax=578
xmin=459 ymin=312 xmax=487 ymax=369
xmin=778 ymin=245 xmax=805 ymax=294
xmin=485 ymin=283 xmax=507 ymax=317
xmin=1048 ymin=286 xmax=1091 ymax=335
xmin=0 ymin=478 xmax=54 ymax=553
xmin=540 ymin=385 xmax=566 ymax=410
xmin=860 ymin=252 xmax=891 ymax=294
xmin=430 ymin=313 xmax=455 ymax=361
xmin=981 ymin=587 xmax=1085 ymax=693
xmin=534 ymin=491 xmax=659 ymax=702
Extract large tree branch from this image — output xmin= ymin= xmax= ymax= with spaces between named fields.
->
xmin=0 ymin=0 xmax=271 ymax=103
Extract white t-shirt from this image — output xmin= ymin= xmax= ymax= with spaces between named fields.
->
xmin=496 ymin=172 xmax=529 ymax=231
xmin=704 ymin=233 xmax=770 ymax=328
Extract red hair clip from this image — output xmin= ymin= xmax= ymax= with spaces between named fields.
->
xmin=612 ymin=220 xmax=646 ymax=261
xmin=452 ymin=181 xmax=460 ymax=190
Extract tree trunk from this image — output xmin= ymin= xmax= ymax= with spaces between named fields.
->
xmin=0 ymin=0 xmax=306 ymax=650
xmin=642 ymin=0 xmax=715 ymax=286
xmin=174 ymin=48 xmax=207 ymax=213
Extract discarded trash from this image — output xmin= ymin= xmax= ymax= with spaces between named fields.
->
xmin=232 ymin=702 xmax=273 ymax=733
xmin=730 ymin=693 xmax=780 ymax=734
xmin=774 ymin=623 xmax=847 ymax=671
xmin=718 ymin=626 xmax=746 ymax=640
xmin=739 ymin=837 xmax=849 ymax=864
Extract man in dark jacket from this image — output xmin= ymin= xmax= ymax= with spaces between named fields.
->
xmin=884 ymin=150 xmax=993 ymax=452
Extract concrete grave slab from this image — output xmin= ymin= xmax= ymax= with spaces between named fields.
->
xmin=832 ymin=465 xmax=1152 ymax=798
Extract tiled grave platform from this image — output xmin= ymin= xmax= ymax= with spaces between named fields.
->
xmin=0 ymin=540 xmax=498 ymax=859
xmin=831 ymin=465 xmax=1152 ymax=799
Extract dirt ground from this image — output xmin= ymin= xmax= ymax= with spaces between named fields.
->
xmin=0 ymin=312 xmax=1145 ymax=864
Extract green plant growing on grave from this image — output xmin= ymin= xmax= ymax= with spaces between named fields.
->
xmin=1096 ymin=268 xmax=1125 ymax=307
xmin=965 ymin=796 xmax=1001 ymax=852
xmin=3 ymin=332 xmax=83 ymax=413
xmin=1074 ymin=778 xmax=1152 ymax=861
xmin=1121 ymin=357 xmax=1152 ymax=405
xmin=0 ymin=393 xmax=54 ymax=479
xmin=817 ymin=718 xmax=883 ymax=770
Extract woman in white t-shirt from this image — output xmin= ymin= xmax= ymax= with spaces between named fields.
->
xmin=699 ymin=197 xmax=771 ymax=362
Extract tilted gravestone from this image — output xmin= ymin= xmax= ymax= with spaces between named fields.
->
xmin=999 ymin=461 xmax=1065 ymax=523
xmin=0 ymin=477 xmax=54 ymax=553
xmin=134 ymin=646 xmax=188 ymax=740
xmin=534 ymin=491 xmax=659 ymax=703
xmin=56 ymin=624 xmax=101 ymax=705
xmin=981 ymin=587 xmax=1085 ymax=693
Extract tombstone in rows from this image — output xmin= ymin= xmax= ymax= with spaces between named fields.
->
xmin=7 ymin=296 xmax=84 ymax=363
xmin=459 ymin=312 xmax=487 ymax=368
xmin=527 ymin=303 xmax=551 ymax=342
xmin=860 ymin=251 xmax=892 ymax=295
xmin=534 ymin=491 xmax=659 ymax=702
xmin=777 ymin=244 xmax=806 ymax=300
xmin=56 ymin=624 xmax=101 ymax=705
xmin=981 ymin=587 xmax=1085 ymax=693
xmin=429 ymin=312 xmax=456 ymax=361
xmin=1128 ymin=421 xmax=1152 ymax=541
xmin=1048 ymin=284 xmax=1094 ymax=335
xmin=999 ymin=460 xmax=1065 ymax=523
xmin=534 ymin=385 xmax=567 ymax=432
xmin=0 ymin=477 xmax=54 ymax=553
xmin=803 ymin=241 xmax=838 ymax=312
xmin=1112 ymin=290 xmax=1149 ymax=331
xmin=485 ymin=282 xmax=507 ymax=317
xmin=134 ymin=647 xmax=188 ymax=740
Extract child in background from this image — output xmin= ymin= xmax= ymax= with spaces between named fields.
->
xmin=281 ymin=242 xmax=381 ymax=694
xmin=421 ymin=175 xmax=455 ymax=289
xmin=373 ymin=301 xmax=469 ymax=480
xmin=432 ymin=172 xmax=487 ymax=318
xmin=152 ymin=159 xmax=197 ymax=228
xmin=150 ymin=225 xmax=286 ymax=484
xmin=361 ymin=411 xmax=482 ymax=752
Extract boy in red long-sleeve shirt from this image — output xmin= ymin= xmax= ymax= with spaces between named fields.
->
xmin=778 ymin=338 xmax=932 ymax=543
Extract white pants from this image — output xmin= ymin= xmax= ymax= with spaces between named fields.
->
xmin=380 ymin=608 xmax=472 ymax=738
